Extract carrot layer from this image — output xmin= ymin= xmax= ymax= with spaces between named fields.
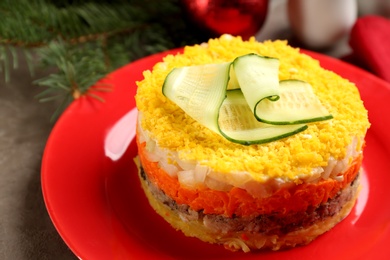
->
xmin=137 ymin=138 xmax=362 ymax=217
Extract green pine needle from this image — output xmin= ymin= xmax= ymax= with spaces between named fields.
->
xmin=1 ymin=0 xmax=207 ymax=121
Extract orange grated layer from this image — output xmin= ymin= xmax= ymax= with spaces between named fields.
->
xmin=137 ymin=138 xmax=362 ymax=217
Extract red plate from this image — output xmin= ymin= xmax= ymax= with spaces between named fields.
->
xmin=42 ymin=49 xmax=390 ymax=260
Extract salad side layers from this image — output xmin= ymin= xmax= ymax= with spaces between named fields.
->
xmin=134 ymin=35 xmax=370 ymax=252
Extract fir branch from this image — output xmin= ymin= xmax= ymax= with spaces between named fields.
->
xmin=34 ymin=38 xmax=110 ymax=118
xmin=1 ymin=0 xmax=206 ymax=120
xmin=0 ymin=45 xmax=22 ymax=83
xmin=0 ymin=0 xmax=188 ymax=47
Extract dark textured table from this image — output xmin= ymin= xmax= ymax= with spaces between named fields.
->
xmin=0 ymin=53 xmax=77 ymax=259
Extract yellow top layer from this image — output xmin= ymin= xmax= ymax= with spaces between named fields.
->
xmin=135 ymin=35 xmax=370 ymax=183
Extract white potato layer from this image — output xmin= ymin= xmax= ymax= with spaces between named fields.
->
xmin=137 ymin=113 xmax=362 ymax=198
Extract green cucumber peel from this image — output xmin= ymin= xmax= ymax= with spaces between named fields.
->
xmin=162 ymin=53 xmax=332 ymax=145
xmin=254 ymin=79 xmax=334 ymax=125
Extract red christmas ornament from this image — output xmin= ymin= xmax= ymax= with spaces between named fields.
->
xmin=181 ymin=0 xmax=269 ymax=40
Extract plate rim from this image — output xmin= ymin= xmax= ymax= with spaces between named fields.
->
xmin=41 ymin=48 xmax=390 ymax=260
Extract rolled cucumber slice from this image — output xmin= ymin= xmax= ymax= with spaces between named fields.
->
xmin=254 ymin=80 xmax=333 ymax=124
xmin=233 ymin=53 xmax=280 ymax=104
xmin=162 ymin=54 xmax=332 ymax=145
xmin=232 ymin=54 xmax=332 ymax=125
xmin=162 ymin=62 xmax=231 ymax=135
xmin=219 ymin=90 xmax=307 ymax=145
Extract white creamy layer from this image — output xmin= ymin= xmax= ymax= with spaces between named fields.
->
xmin=137 ymin=113 xmax=362 ymax=198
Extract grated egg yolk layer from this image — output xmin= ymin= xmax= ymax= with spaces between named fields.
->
xmin=135 ymin=35 xmax=370 ymax=183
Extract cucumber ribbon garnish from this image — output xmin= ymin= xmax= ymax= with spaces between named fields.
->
xmin=162 ymin=53 xmax=332 ymax=145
